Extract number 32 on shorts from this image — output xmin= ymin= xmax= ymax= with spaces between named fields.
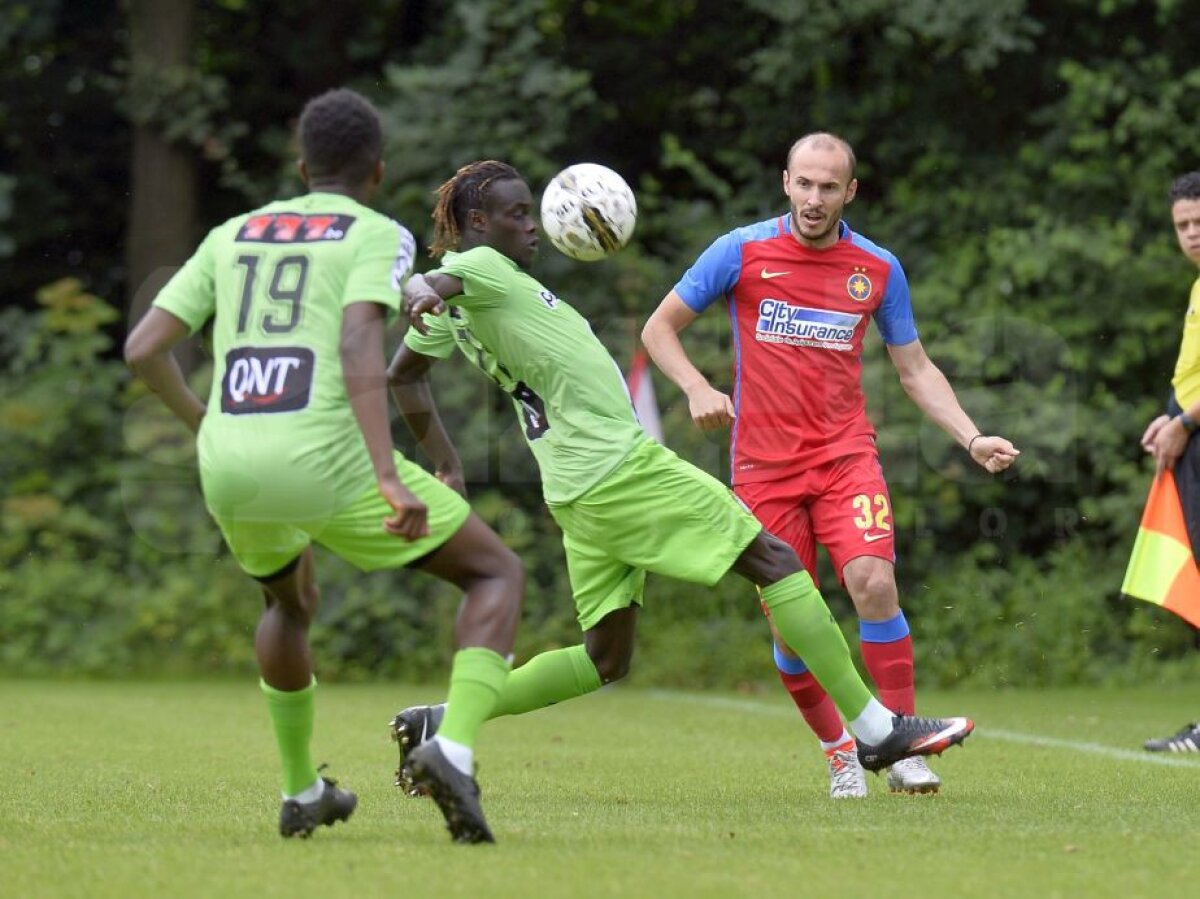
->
xmin=851 ymin=493 xmax=892 ymax=541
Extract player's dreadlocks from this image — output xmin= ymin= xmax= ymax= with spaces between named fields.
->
xmin=297 ymin=88 xmax=383 ymax=187
xmin=430 ymin=160 xmax=522 ymax=258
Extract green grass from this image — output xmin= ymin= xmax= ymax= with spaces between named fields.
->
xmin=2 ymin=680 xmax=1197 ymax=898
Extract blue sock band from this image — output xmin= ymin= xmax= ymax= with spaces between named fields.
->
xmin=859 ymin=610 xmax=910 ymax=644
xmin=773 ymin=641 xmax=809 ymax=675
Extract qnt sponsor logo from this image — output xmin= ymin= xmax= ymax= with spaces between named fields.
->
xmin=221 ymin=346 xmax=315 ymax=414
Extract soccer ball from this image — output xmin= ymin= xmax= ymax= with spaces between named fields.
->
xmin=540 ymin=163 xmax=637 ymax=262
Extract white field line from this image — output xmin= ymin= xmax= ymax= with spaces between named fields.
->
xmin=647 ymin=690 xmax=1200 ymax=769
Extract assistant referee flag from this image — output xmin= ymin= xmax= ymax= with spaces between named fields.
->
xmin=1122 ymin=467 xmax=1200 ymax=627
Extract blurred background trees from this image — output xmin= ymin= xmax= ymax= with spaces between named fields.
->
xmin=2 ymin=0 xmax=1198 ymax=685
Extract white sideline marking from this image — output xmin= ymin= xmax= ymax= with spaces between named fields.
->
xmin=648 ymin=690 xmax=1200 ymax=769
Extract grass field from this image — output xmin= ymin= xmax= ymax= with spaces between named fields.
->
xmin=3 ymin=680 xmax=1198 ymax=899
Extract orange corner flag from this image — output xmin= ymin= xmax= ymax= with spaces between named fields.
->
xmin=1122 ymin=469 xmax=1200 ymax=627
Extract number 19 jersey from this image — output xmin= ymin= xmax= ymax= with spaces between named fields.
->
xmin=153 ymin=192 xmax=415 ymax=521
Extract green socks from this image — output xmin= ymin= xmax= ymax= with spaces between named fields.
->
xmin=488 ymin=644 xmax=603 ymax=719
xmin=760 ymin=572 xmax=873 ymax=721
xmin=437 ymin=647 xmax=512 ymax=749
xmin=260 ymin=678 xmax=318 ymax=797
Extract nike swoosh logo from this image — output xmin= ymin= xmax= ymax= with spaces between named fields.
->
xmin=911 ymin=719 xmax=971 ymax=751
xmin=863 ymin=532 xmax=890 ymax=542
xmin=760 ymin=268 xmax=791 ymax=279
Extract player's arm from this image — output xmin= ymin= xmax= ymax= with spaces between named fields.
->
xmin=341 ymin=301 xmax=429 ymax=539
xmin=124 ymin=308 xmax=207 ymax=433
xmin=387 ymin=342 xmax=467 ymax=497
xmin=642 ymin=290 xmax=736 ymax=431
xmin=887 ymin=339 xmax=1019 ymax=474
xmin=404 ymin=272 xmax=464 ymax=333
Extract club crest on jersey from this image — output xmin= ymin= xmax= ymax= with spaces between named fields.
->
xmin=756 ymin=299 xmax=861 ymax=352
xmin=221 ymin=346 xmax=315 ymax=414
xmin=235 ymin=213 xmax=356 ymax=243
xmin=847 ymin=267 xmax=873 ymax=302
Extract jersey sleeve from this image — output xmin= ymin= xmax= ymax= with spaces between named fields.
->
xmin=342 ymin=217 xmax=416 ymax=313
xmin=673 ymin=231 xmax=743 ymax=313
xmin=152 ymin=229 xmax=217 ymax=334
xmin=873 ymin=252 xmax=919 ymax=346
xmin=402 ymin=312 xmax=458 ymax=359
xmin=435 ymin=246 xmax=510 ymax=310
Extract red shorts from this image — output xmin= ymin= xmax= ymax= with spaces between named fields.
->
xmin=735 ymin=452 xmax=895 ymax=588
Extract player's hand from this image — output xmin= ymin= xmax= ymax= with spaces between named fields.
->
xmin=403 ymin=293 xmax=444 ymax=334
xmin=377 ymin=472 xmax=431 ymax=540
xmin=969 ymin=435 xmax=1020 ymax=474
xmin=686 ymin=385 xmax=736 ymax=432
xmin=435 ymin=464 xmax=468 ymax=498
xmin=1141 ymin=414 xmax=1171 ymax=453
xmin=1150 ymin=417 xmax=1188 ymax=473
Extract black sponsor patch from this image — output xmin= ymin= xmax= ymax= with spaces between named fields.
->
xmin=235 ymin=213 xmax=356 ymax=243
xmin=221 ymin=346 xmax=314 ymax=414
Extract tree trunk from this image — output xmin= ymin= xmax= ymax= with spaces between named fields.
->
xmin=125 ymin=0 xmax=198 ymax=371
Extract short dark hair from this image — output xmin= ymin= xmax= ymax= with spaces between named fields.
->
xmin=429 ymin=160 xmax=523 ymax=257
xmin=1170 ymin=172 xmax=1200 ymax=205
xmin=297 ymin=88 xmax=382 ymax=186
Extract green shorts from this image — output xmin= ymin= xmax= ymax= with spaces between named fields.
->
xmin=548 ymin=439 xmax=763 ymax=631
xmin=204 ymin=451 xmax=470 ymax=578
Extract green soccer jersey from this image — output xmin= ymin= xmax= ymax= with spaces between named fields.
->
xmin=403 ymin=246 xmax=646 ymax=504
xmin=154 ymin=192 xmax=415 ymax=520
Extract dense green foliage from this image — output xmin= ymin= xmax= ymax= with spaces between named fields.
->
xmin=2 ymin=0 xmax=1198 ymax=684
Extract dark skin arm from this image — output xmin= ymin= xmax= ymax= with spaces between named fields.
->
xmin=387 ymin=342 xmax=467 ymax=496
xmin=403 ymin=271 xmax=465 ymax=333
xmin=123 ymin=308 xmax=207 ymax=433
xmin=340 ymin=301 xmax=430 ymax=540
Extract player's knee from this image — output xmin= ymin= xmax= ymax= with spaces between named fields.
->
xmin=734 ymin=530 xmax=802 ymax=585
xmin=587 ymin=641 xmax=633 ymax=684
xmin=593 ymin=652 xmax=631 ymax=684
xmin=846 ymin=569 xmax=897 ymax=617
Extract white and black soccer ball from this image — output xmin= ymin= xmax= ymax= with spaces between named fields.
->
xmin=540 ymin=163 xmax=637 ymax=262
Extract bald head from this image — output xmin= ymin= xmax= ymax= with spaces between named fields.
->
xmin=786 ymin=133 xmax=856 ymax=180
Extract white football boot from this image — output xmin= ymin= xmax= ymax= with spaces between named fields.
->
xmin=886 ymin=756 xmax=942 ymax=794
xmin=826 ymin=743 xmax=868 ymax=799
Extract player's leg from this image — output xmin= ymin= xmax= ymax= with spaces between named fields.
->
xmin=811 ymin=454 xmax=910 ymax=713
xmin=402 ymin=512 xmax=523 ymax=841
xmin=732 ymin=530 xmax=972 ymax=771
xmin=814 ymin=454 xmax=939 ymax=792
xmin=542 ymin=439 xmax=894 ymax=742
xmin=841 ymin=556 xmax=910 ymax=713
xmin=413 ymin=509 xmax=522 ymax=723
xmin=736 ymin=480 xmax=857 ymax=795
xmin=313 ymin=454 xmax=519 ymax=842
xmin=392 ymin=534 xmax=640 ymax=774
xmin=728 ymin=530 xmax=884 ymax=731
xmin=203 ymin=490 xmax=357 ymax=839
xmin=254 ymin=546 xmax=358 ymax=836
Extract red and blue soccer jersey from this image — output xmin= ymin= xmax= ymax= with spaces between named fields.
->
xmin=674 ymin=215 xmax=918 ymax=486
